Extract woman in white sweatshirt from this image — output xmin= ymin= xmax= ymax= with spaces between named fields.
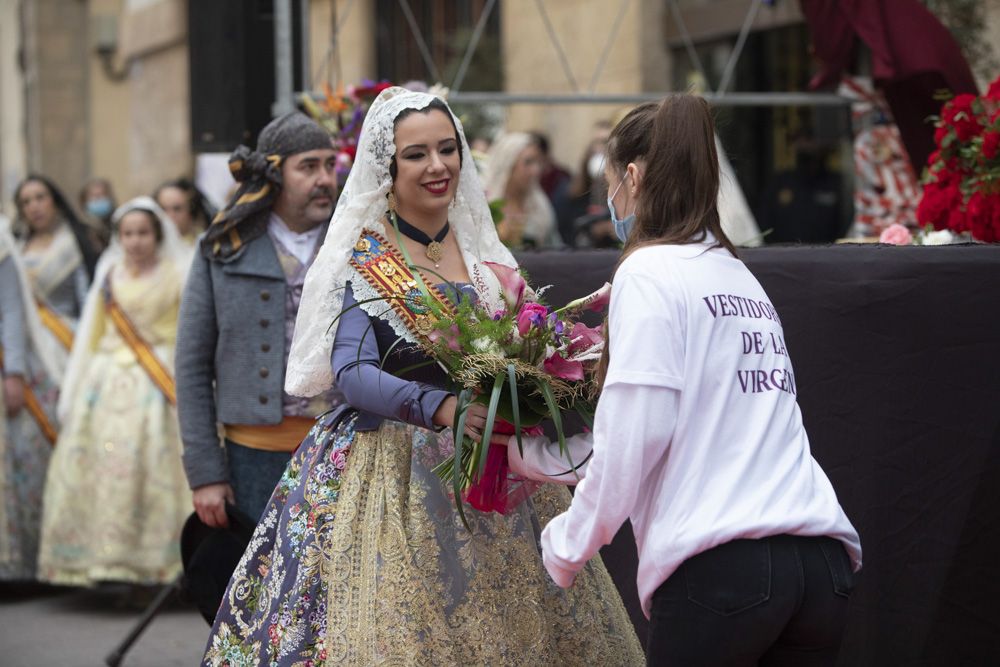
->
xmin=509 ymin=95 xmax=862 ymax=666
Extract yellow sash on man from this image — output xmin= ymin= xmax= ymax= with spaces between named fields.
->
xmin=0 ymin=348 xmax=58 ymax=445
xmin=35 ymin=297 xmax=74 ymax=351
xmin=349 ymin=229 xmax=456 ymax=341
xmin=102 ymin=277 xmax=176 ymax=405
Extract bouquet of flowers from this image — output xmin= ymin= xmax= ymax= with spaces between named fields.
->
xmin=416 ymin=259 xmax=609 ymax=525
xmin=916 ymin=74 xmax=1000 ymax=242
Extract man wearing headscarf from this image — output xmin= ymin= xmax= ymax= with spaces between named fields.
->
xmin=176 ymin=112 xmax=345 ymax=529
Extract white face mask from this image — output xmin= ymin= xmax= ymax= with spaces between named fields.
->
xmin=587 ymin=152 xmax=605 ymax=180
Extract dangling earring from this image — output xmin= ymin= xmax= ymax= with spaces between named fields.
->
xmin=387 ymin=190 xmax=397 ymax=214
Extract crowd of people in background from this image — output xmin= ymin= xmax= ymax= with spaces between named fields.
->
xmin=0 ymin=174 xmax=216 ymax=603
xmin=0 ymin=109 xmax=618 ymax=603
xmin=0 ymin=106 xmax=749 ymax=605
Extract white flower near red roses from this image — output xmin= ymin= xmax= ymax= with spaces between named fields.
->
xmin=920 ymin=229 xmax=956 ymax=245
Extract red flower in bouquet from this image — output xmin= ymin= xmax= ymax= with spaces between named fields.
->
xmin=983 ymin=131 xmax=1000 ymax=161
xmin=942 ymin=94 xmax=981 ymax=142
xmin=917 ymin=173 xmax=963 ymax=230
xmin=967 ymin=191 xmax=1000 ymax=243
xmin=988 ymin=77 xmax=1000 ymax=102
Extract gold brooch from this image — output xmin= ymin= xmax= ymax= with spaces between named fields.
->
xmin=415 ymin=315 xmax=435 ymax=335
xmin=354 ymin=237 xmax=371 ymax=252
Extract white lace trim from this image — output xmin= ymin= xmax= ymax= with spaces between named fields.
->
xmin=347 ymin=266 xmax=418 ymax=345
xmin=285 ymin=87 xmax=517 ymax=397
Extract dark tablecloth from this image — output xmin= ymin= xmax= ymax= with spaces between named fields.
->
xmin=517 ymin=244 xmax=1000 ymax=666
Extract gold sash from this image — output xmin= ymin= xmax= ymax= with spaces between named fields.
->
xmin=350 ymin=229 xmax=456 ymax=340
xmin=0 ymin=348 xmax=58 ymax=446
xmin=35 ymin=297 xmax=74 ymax=351
xmin=224 ymin=417 xmax=316 ymax=452
xmin=103 ymin=276 xmax=176 ymax=405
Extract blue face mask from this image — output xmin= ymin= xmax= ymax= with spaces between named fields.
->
xmin=86 ymin=197 xmax=113 ymax=219
xmin=607 ymin=175 xmax=635 ymax=243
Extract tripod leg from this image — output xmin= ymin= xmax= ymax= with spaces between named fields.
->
xmin=104 ymin=575 xmax=182 ymax=667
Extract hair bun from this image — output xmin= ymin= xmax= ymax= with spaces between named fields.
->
xmin=228 ymin=146 xmax=270 ymax=183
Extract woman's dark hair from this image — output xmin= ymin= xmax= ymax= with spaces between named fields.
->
xmin=14 ymin=174 xmax=100 ymax=278
xmin=116 ymin=207 xmax=164 ymax=244
xmin=597 ymin=95 xmax=737 ymax=387
xmin=153 ymin=177 xmax=217 ymax=225
xmin=389 ymin=98 xmax=464 ymax=180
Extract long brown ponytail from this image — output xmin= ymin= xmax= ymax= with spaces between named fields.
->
xmin=596 ymin=94 xmax=737 ymax=388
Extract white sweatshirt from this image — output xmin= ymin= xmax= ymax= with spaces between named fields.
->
xmin=516 ymin=238 xmax=861 ymax=618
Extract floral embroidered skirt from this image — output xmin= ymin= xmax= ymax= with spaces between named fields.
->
xmin=0 ymin=354 xmax=56 ymax=581
xmin=204 ymin=411 xmax=644 ymax=666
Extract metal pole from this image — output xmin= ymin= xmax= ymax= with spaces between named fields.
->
xmin=445 ymin=91 xmax=852 ymax=107
xmin=273 ymin=0 xmax=295 ymax=117
xmin=300 ymin=0 xmax=311 ymax=91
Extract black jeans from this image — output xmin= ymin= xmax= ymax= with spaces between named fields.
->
xmin=647 ymin=535 xmax=857 ymax=667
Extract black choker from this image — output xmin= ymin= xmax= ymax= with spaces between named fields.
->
xmin=392 ymin=212 xmax=449 ymax=268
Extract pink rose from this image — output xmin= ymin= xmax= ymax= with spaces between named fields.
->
xmin=879 ymin=223 xmax=913 ymax=245
xmin=516 ymin=302 xmax=549 ymax=336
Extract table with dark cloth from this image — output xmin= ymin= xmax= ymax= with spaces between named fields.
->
xmin=516 ymin=244 xmax=1000 ymax=666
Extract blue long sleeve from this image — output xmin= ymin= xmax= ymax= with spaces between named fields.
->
xmin=331 ymin=283 xmax=450 ymax=429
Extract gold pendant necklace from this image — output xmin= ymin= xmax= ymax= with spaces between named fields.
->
xmin=392 ymin=211 xmax=450 ymax=269
xmin=426 ymin=241 xmax=444 ymax=268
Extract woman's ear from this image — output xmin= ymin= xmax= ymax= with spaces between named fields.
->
xmin=626 ymin=161 xmax=644 ymax=196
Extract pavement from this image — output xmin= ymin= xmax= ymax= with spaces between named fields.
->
xmin=0 ymin=584 xmax=209 ymax=667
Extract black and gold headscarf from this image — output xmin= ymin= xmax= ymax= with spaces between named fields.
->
xmin=202 ymin=112 xmax=333 ymax=260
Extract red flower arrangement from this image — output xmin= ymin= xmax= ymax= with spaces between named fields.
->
xmin=917 ymin=75 xmax=1000 ymax=242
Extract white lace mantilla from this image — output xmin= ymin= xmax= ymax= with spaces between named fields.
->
xmin=286 ymin=87 xmax=516 ymax=398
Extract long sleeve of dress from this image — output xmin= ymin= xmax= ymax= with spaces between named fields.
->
xmin=541 ymin=384 xmax=678 ymax=586
xmin=0 ymin=256 xmax=28 ymax=377
xmin=72 ymin=265 xmax=90 ymax=318
xmin=176 ymin=250 xmax=227 ymax=489
xmin=540 ymin=268 xmax=684 ymax=587
xmin=332 ymin=282 xmax=451 ymax=429
xmin=507 ymin=432 xmax=595 ymax=484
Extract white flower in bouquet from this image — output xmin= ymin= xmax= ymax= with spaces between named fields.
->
xmin=471 ymin=336 xmax=502 ymax=355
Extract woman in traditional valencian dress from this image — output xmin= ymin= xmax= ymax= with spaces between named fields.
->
xmin=203 ymin=88 xmax=643 ymax=666
xmin=37 ymin=197 xmax=192 ymax=586
xmin=0 ymin=215 xmax=62 ymax=581
xmin=13 ymin=176 xmax=99 ymax=365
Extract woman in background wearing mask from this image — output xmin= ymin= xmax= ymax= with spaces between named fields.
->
xmin=483 ymin=132 xmax=561 ymax=249
xmin=508 ymin=96 xmax=862 ymax=665
xmin=79 ymin=177 xmax=117 ymax=251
